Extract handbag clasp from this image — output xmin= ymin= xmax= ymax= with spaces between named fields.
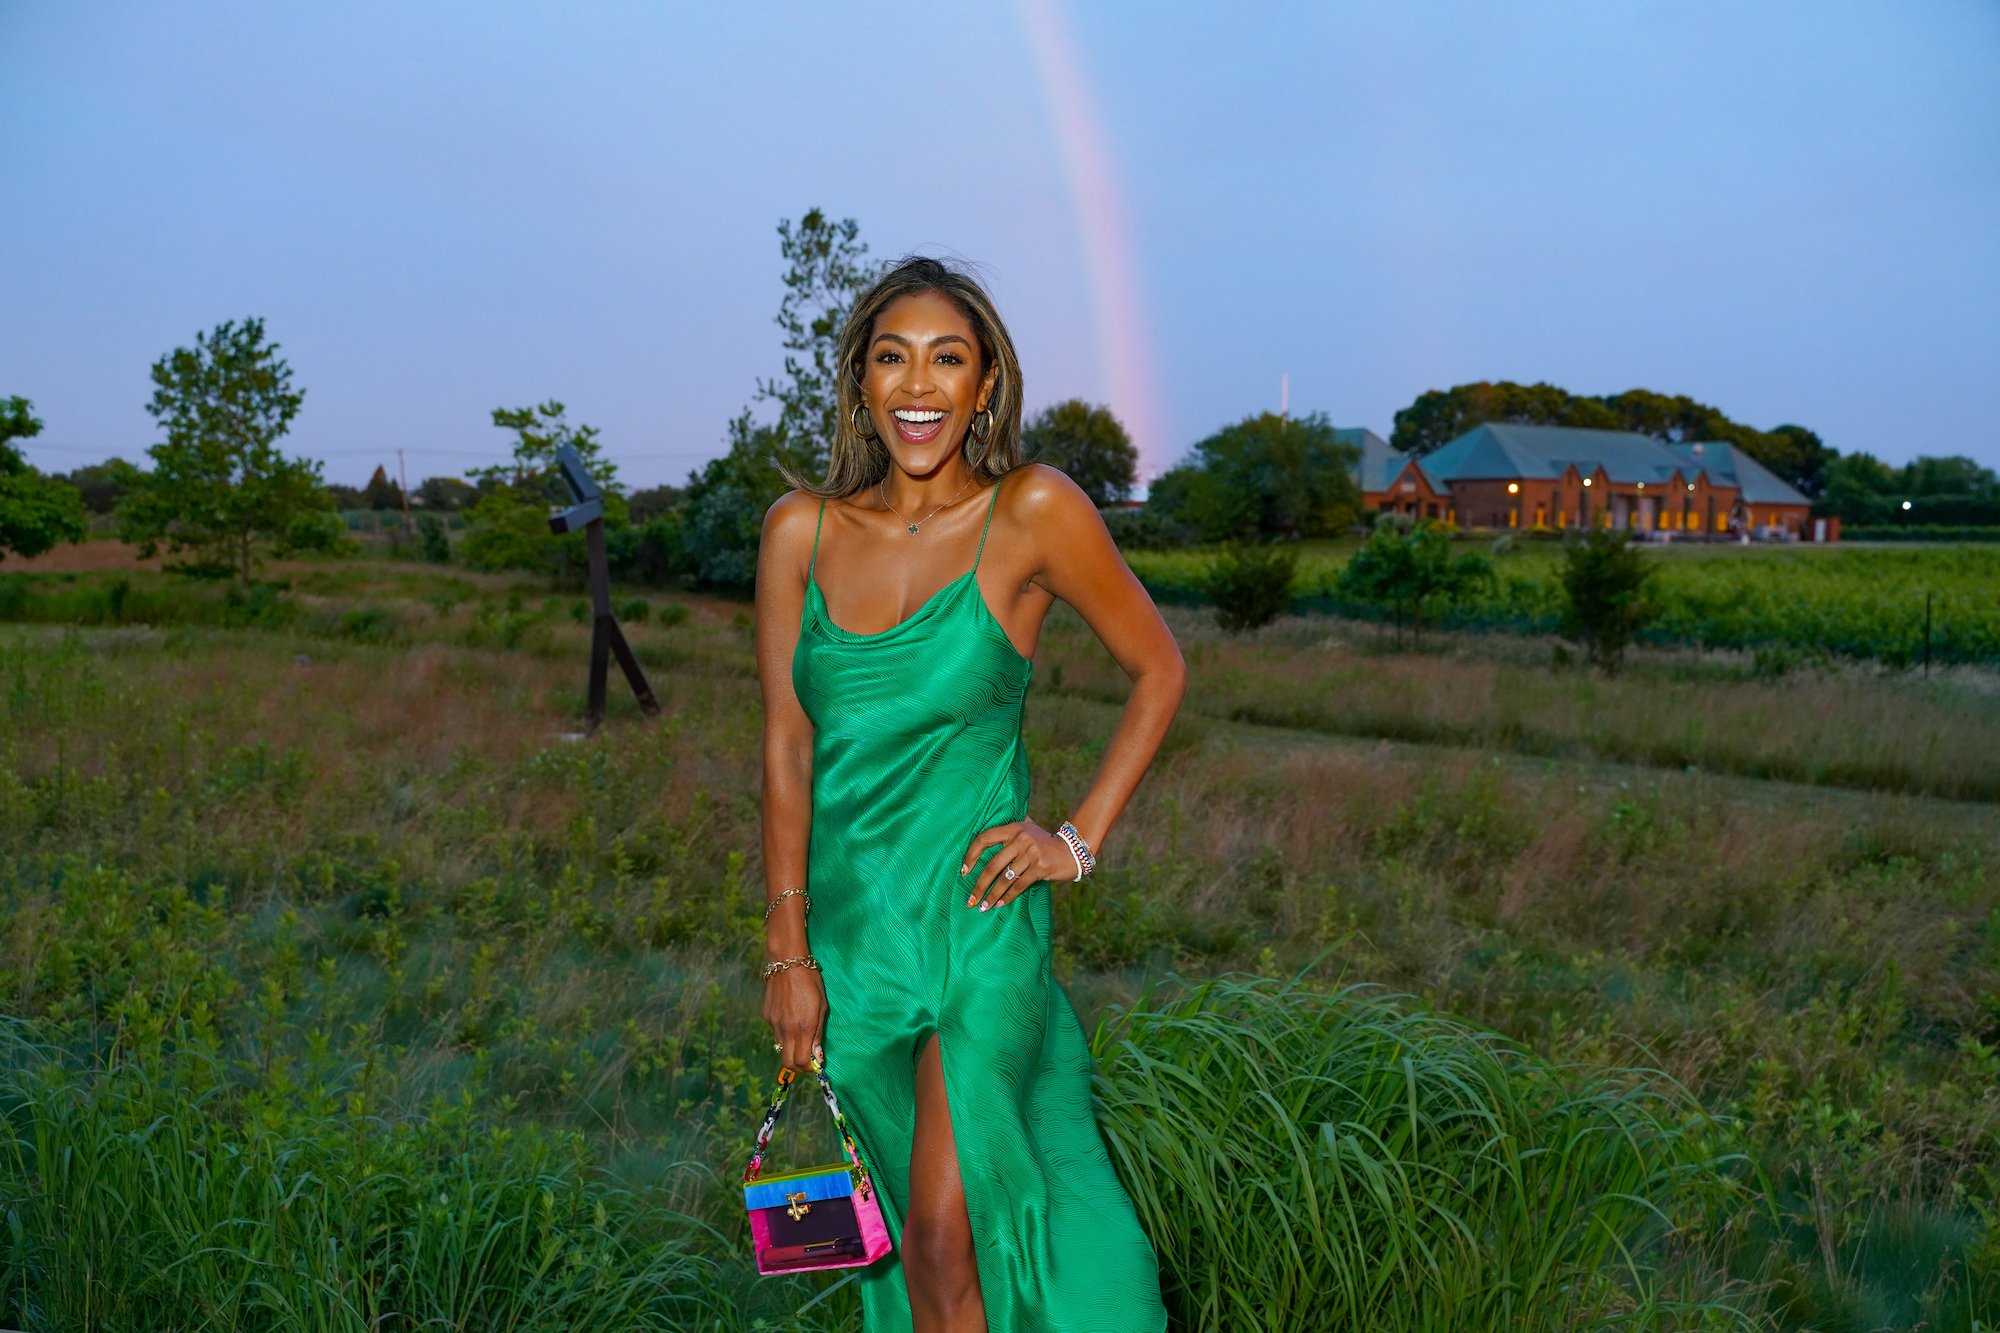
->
xmin=785 ymin=1191 xmax=811 ymax=1221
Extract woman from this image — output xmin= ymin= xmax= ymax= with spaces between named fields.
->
xmin=754 ymin=254 xmax=1185 ymax=1332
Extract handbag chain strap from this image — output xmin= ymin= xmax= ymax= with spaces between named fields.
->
xmin=743 ymin=1055 xmax=875 ymax=1199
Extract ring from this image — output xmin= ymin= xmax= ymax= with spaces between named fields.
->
xmin=773 ymin=1042 xmax=783 ymax=1051
xmin=1003 ymin=867 xmax=1018 ymax=880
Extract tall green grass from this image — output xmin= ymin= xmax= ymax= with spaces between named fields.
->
xmin=1093 ymin=970 xmax=1754 ymax=1331
xmin=0 ymin=1019 xmax=718 ymax=1332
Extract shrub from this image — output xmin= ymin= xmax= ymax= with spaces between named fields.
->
xmin=1101 ymin=505 xmax=1192 ymax=551
xmin=417 ymin=511 xmax=452 ymax=563
xmin=1558 ymin=528 xmax=1658 ymax=673
xmin=1332 ymin=521 xmax=1493 ymax=640
xmin=605 ymin=514 xmax=695 ymax=586
xmin=1205 ymin=539 xmax=1299 ymax=632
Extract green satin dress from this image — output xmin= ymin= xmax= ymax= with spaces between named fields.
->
xmin=790 ymin=470 xmax=1168 ymax=1331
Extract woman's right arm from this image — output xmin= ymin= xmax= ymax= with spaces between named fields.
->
xmin=754 ymin=490 xmax=827 ymax=1075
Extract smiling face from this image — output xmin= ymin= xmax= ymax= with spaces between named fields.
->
xmin=860 ymin=289 xmax=1000 ymax=475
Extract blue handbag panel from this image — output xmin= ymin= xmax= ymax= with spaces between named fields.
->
xmin=744 ymin=1167 xmax=855 ymax=1211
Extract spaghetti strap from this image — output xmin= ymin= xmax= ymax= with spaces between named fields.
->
xmin=807 ymin=496 xmax=826 ymax=581
xmin=971 ymin=474 xmax=1001 ymax=575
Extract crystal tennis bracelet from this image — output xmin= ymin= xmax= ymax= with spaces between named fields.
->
xmin=1055 ymin=821 xmax=1096 ymax=880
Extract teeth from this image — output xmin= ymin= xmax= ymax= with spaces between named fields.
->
xmin=893 ymin=409 xmax=945 ymax=423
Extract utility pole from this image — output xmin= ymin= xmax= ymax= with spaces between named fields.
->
xmin=1280 ymin=372 xmax=1289 ymax=420
xmin=397 ymin=447 xmax=414 ymax=535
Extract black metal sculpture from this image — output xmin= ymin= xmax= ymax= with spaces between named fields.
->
xmin=547 ymin=441 xmax=661 ymax=734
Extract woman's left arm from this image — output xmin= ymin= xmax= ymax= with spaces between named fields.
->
xmin=961 ymin=464 xmax=1188 ymax=911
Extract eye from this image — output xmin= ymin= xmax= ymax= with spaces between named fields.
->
xmin=874 ymin=351 xmax=903 ymax=364
xmin=937 ymin=352 xmax=963 ymax=364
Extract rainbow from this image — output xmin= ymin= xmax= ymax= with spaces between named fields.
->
xmin=1014 ymin=0 xmax=1165 ymax=485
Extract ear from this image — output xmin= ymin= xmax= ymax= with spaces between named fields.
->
xmin=976 ymin=364 xmax=1000 ymax=413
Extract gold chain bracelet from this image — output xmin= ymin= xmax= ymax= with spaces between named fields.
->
xmin=761 ymin=955 xmax=820 ymax=980
xmin=763 ymin=886 xmax=810 ymax=924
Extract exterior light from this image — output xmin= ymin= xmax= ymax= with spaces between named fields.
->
xmin=1902 ymin=500 xmax=1912 ymax=510
xmin=1582 ymin=478 xmax=1592 ymax=487
xmin=1686 ymin=483 xmax=1694 ymax=491
xmin=1507 ymin=482 xmax=1519 ymax=494
xmin=1636 ymin=482 xmax=1645 ymax=490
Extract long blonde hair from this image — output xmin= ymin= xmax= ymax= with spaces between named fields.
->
xmin=780 ymin=255 xmax=1026 ymax=498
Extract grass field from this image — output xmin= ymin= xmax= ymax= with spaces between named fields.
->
xmin=1128 ymin=538 xmax=2000 ymax=667
xmin=0 ymin=541 xmax=1996 ymax=1329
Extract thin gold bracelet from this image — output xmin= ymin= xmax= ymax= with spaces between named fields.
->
xmin=763 ymin=886 xmax=810 ymax=924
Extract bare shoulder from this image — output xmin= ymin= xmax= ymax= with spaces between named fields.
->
xmin=761 ymin=489 xmax=826 ymax=572
xmin=1000 ymin=461 xmax=1100 ymax=532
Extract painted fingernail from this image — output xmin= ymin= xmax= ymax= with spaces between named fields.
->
xmin=979 ymin=902 xmax=990 ymax=911
xmin=959 ymin=864 xmax=968 ymax=875
xmin=967 ymin=895 xmax=977 ymax=907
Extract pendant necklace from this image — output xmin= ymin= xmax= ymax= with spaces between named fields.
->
xmin=880 ymin=473 xmax=975 ymax=536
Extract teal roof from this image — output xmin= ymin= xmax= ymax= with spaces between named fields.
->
xmin=1421 ymin=424 xmax=1691 ymax=486
xmin=1662 ymin=441 xmax=1809 ymax=505
xmin=1336 ymin=427 xmax=1407 ymax=493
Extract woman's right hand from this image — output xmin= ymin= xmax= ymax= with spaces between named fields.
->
xmin=763 ymin=965 xmax=828 ymax=1075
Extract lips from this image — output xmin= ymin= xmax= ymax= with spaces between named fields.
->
xmin=890 ymin=406 xmax=947 ymax=444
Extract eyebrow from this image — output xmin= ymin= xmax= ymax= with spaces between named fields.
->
xmin=871 ymin=332 xmax=974 ymax=350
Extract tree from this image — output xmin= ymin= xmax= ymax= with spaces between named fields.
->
xmin=459 ymin=401 xmax=627 ymax=577
xmin=1332 ymin=518 xmax=1493 ymax=642
xmin=626 ymin=482 xmax=682 ymax=525
xmin=415 ymin=475 xmax=476 ymax=512
xmin=1022 ymin=400 xmax=1138 ymax=505
xmin=1760 ymin=424 xmax=1834 ymax=499
xmin=114 ymin=318 xmax=337 ymax=584
xmin=362 ymin=464 xmax=403 ymax=510
xmin=1391 ymin=381 xmax=1617 ymax=455
xmin=1147 ymin=411 xmax=1362 ymax=542
xmin=1557 ymin=528 xmax=1658 ymax=674
xmin=59 ymin=457 xmax=135 ymax=516
xmin=679 ymin=208 xmax=878 ymax=586
xmin=0 ymin=397 xmax=88 ymax=562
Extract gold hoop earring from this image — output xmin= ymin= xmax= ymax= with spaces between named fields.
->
xmin=851 ymin=402 xmax=878 ymax=440
xmin=969 ymin=407 xmax=995 ymax=444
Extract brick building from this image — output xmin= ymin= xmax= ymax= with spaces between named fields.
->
xmin=1354 ymin=423 xmax=1817 ymax=538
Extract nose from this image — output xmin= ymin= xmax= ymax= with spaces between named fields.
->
xmin=900 ymin=354 xmax=934 ymax=400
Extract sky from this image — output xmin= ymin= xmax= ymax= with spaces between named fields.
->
xmin=3 ymin=1 xmax=1996 ymax=494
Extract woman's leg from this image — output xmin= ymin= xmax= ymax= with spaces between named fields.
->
xmin=902 ymin=1030 xmax=987 ymax=1331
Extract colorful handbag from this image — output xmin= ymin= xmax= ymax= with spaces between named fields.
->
xmin=742 ymin=1054 xmax=893 ymax=1275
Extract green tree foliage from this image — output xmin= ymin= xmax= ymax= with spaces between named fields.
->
xmin=362 ymin=464 xmax=403 ymax=510
xmin=625 ymin=483 xmax=681 ymax=526
xmin=415 ymin=475 xmax=476 ymax=512
xmin=1205 ymin=539 xmax=1299 ymax=632
xmin=458 ymin=402 xmax=626 ymax=577
xmin=416 ymin=512 xmax=451 ymax=563
xmin=113 ymin=318 xmax=338 ymax=584
xmin=57 ymin=457 xmax=134 ymax=516
xmin=1557 ymin=528 xmax=1658 ymax=674
xmin=0 ymin=397 xmax=88 ymax=562
xmin=1022 ymin=399 xmax=1138 ymax=505
xmin=1818 ymin=451 xmax=2000 ymax=527
xmin=1333 ymin=519 xmax=1493 ymax=640
xmin=1390 ymin=381 xmax=1834 ymax=498
xmin=678 ymin=209 xmax=878 ymax=586
xmin=1147 ymin=412 xmax=1363 ymax=543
